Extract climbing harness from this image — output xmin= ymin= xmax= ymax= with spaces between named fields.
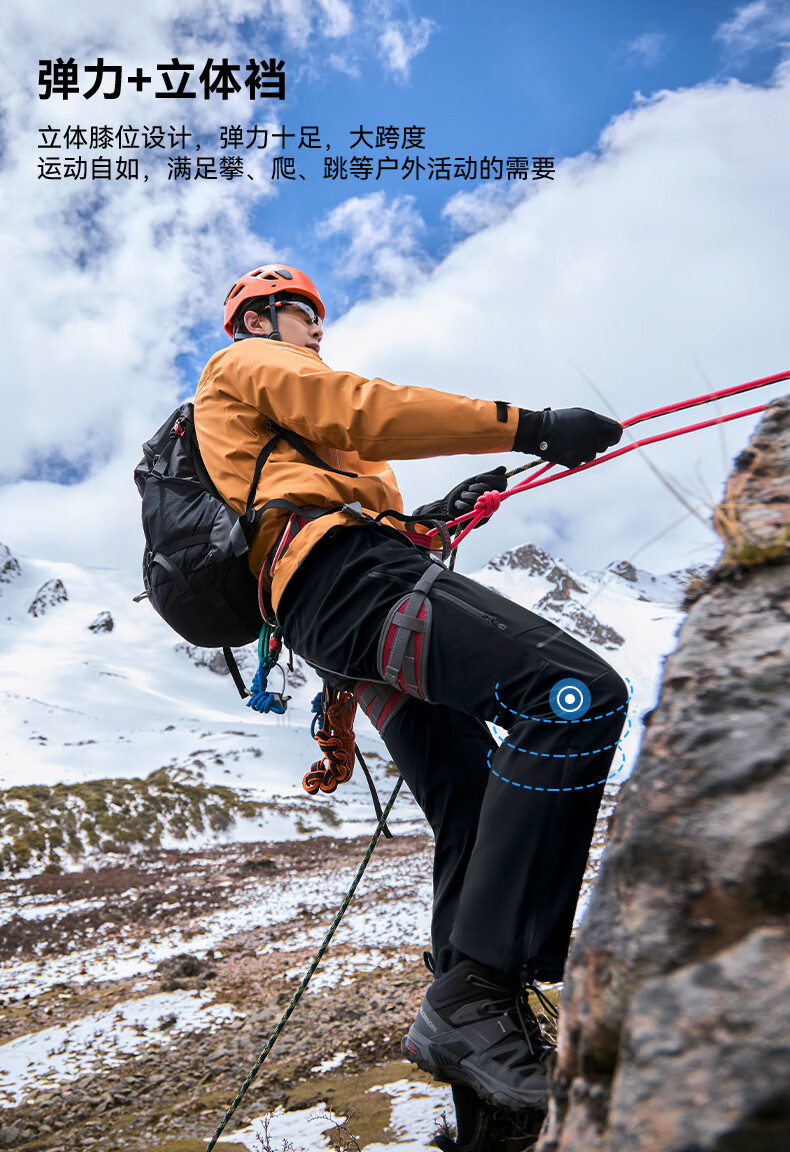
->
xmin=356 ymin=678 xmax=409 ymax=736
xmin=202 ymin=775 xmax=403 ymax=1152
xmin=377 ymin=562 xmax=444 ymax=698
xmin=249 ymin=501 xmax=450 ymax=811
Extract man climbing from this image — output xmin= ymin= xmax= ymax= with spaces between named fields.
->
xmin=194 ymin=265 xmax=628 ymax=1116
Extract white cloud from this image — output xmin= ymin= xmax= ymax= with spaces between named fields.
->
xmin=378 ymin=15 xmax=435 ymax=80
xmin=715 ymin=0 xmax=790 ymax=54
xmin=269 ymin=0 xmax=314 ymax=45
xmin=319 ymin=191 xmax=428 ymax=294
xmin=442 ymin=182 xmax=530 ymax=235
xmin=624 ymin=31 xmax=668 ymax=66
xmin=0 ymin=0 xmax=289 ymax=487
xmin=318 ymin=69 xmax=790 ymax=576
xmin=1 ymin=6 xmax=789 ymax=587
xmin=0 ymin=0 xmax=401 ymax=489
xmin=316 ymin=0 xmax=355 ymax=38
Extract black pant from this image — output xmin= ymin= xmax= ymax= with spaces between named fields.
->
xmin=277 ymin=524 xmax=628 ymax=982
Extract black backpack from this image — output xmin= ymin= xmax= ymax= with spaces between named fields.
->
xmin=134 ymin=402 xmax=268 ymax=657
xmin=134 ymin=402 xmax=361 ymax=692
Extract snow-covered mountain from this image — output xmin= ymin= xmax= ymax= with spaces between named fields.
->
xmin=0 ymin=537 xmax=697 ymax=872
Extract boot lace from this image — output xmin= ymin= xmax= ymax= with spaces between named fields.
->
xmin=465 ymin=973 xmax=549 ymax=1061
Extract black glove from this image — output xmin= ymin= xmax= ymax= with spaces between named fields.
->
xmin=413 ymin=465 xmax=508 ymax=526
xmin=514 ymin=407 xmax=622 ymax=468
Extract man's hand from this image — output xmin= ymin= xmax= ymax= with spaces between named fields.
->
xmin=515 ymin=407 xmax=622 ymax=469
xmin=413 ymin=465 xmax=508 ymax=527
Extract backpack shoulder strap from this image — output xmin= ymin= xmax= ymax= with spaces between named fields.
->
xmin=265 ymin=420 xmax=358 ymax=480
xmin=243 ymin=422 xmax=359 ymax=516
xmin=245 ymin=435 xmax=282 ymax=513
xmin=223 ymin=646 xmax=251 ymax=699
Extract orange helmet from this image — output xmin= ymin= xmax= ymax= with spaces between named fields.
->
xmin=223 ymin=264 xmax=325 ymax=336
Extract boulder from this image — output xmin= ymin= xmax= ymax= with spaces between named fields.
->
xmin=88 ymin=610 xmax=114 ymax=633
xmin=27 ymin=578 xmax=67 ymax=617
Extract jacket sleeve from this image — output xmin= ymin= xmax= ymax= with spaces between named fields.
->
xmin=228 ymin=340 xmax=520 ymax=461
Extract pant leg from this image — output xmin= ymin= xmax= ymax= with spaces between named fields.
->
xmin=418 ymin=569 xmax=629 ymax=981
xmin=277 ymin=524 xmax=628 ymax=982
xmin=375 ymin=697 xmax=495 ymax=962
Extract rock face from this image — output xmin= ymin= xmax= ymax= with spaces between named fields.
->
xmin=487 ymin=542 xmax=556 ymax=575
xmin=174 ymin=641 xmax=257 ymax=677
xmin=608 ymin=559 xmax=638 ymax=583
xmin=535 ymin=596 xmax=624 ymax=649
xmin=27 ymin=578 xmax=67 ymax=617
xmin=537 ymin=399 xmax=790 ymax=1152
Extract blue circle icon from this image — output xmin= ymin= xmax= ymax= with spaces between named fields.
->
xmin=549 ymin=678 xmax=591 ymax=720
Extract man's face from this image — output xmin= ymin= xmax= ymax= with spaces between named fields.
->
xmin=243 ymin=298 xmax=323 ymax=353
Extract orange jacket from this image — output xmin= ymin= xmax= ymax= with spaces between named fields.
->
xmin=194 ymin=337 xmax=519 ymax=613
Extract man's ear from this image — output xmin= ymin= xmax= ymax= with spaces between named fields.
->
xmin=244 ymin=309 xmax=270 ymax=334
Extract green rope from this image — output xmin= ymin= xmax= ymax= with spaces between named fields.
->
xmin=203 ymin=776 xmax=404 ymax=1152
xmin=505 ymin=458 xmax=543 ymax=479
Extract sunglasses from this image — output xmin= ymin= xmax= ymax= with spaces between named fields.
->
xmin=276 ymin=299 xmax=322 ymax=328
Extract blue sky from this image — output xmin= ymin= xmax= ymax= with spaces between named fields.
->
xmin=239 ymin=1 xmax=787 ymax=306
xmin=1 ymin=0 xmax=789 ymax=574
xmin=180 ymin=0 xmax=789 ymax=365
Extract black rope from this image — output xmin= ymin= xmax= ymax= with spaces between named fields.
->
xmin=203 ymin=776 xmax=403 ymax=1151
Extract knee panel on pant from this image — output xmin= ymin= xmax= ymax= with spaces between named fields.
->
xmin=593 ymin=665 xmax=629 ymax=714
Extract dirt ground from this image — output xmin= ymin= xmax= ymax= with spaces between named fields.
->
xmin=0 ymin=794 xmax=614 ymax=1152
xmin=0 ymin=833 xmax=452 ymax=1151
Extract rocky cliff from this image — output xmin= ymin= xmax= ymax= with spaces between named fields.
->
xmin=536 ymin=398 xmax=790 ymax=1152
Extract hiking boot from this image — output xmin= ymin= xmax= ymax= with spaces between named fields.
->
xmin=402 ymin=958 xmax=550 ymax=1112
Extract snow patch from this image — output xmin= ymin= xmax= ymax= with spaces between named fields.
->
xmin=0 ymin=990 xmax=242 ymax=1107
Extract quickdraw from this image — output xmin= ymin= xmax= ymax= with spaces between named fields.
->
xmin=245 ymin=619 xmax=291 ymax=715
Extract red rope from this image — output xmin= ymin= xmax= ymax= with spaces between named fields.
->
xmin=621 ymin=369 xmax=790 ymax=429
xmin=446 ymin=370 xmax=789 ymax=550
xmin=303 ymin=687 xmax=357 ymax=795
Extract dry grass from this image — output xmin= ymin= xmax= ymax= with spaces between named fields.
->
xmin=713 ymin=496 xmax=790 ymax=567
xmin=251 ymin=1109 xmax=362 ymax=1152
xmin=705 ymin=431 xmax=789 ymax=575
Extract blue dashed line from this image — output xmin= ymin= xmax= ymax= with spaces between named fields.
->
xmin=494 ymin=712 xmax=631 ymax=759
xmin=606 ymin=744 xmax=629 ymax=783
xmin=486 ymin=715 xmax=630 ymax=792
xmin=493 ymin=675 xmax=633 ymax=725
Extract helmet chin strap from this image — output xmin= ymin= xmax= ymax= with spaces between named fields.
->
xmin=264 ymin=292 xmax=281 ymax=341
